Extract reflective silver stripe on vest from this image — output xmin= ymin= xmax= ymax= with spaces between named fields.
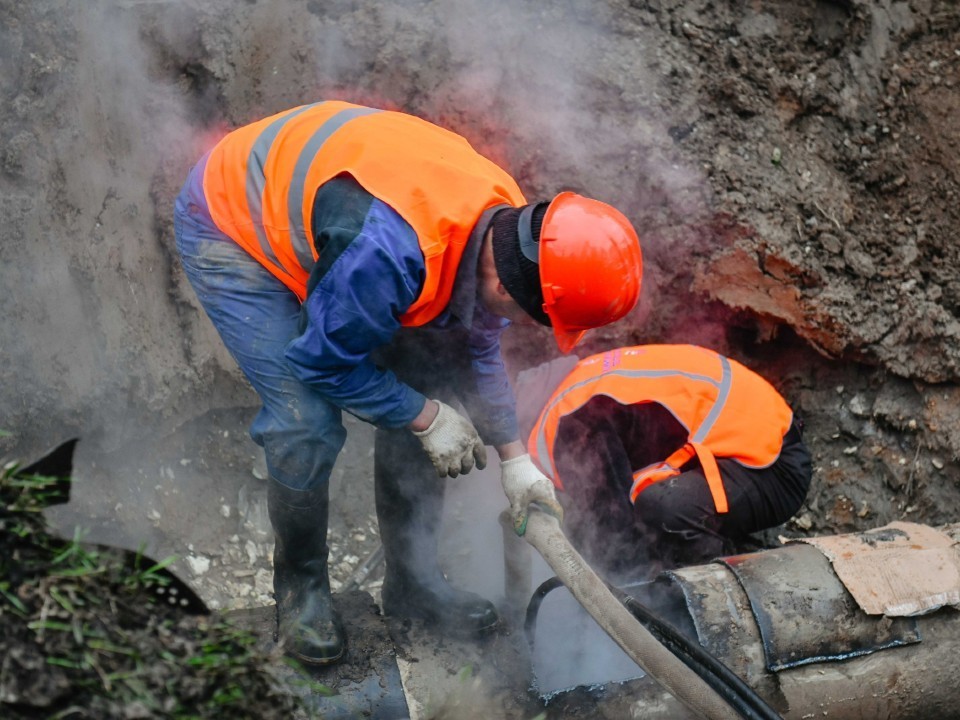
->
xmin=287 ymin=106 xmax=382 ymax=270
xmin=691 ymin=355 xmax=732 ymax=443
xmin=245 ymin=103 xmax=322 ymax=271
xmin=533 ymin=364 xmax=730 ymax=479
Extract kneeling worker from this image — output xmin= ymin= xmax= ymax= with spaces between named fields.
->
xmin=526 ymin=344 xmax=812 ymax=580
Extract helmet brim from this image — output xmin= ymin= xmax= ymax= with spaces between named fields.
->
xmin=552 ymin=326 xmax=586 ymax=354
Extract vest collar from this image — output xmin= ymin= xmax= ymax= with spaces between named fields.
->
xmin=447 ymin=203 xmax=512 ymax=330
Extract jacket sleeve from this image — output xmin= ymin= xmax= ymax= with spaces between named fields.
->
xmin=283 ymin=196 xmax=428 ymax=428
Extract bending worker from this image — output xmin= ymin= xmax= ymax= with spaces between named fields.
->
xmin=173 ymin=100 xmax=643 ymax=665
xmin=527 ymin=344 xmax=811 ymax=581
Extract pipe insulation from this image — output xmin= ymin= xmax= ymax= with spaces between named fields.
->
xmin=522 ymin=509 xmax=742 ymax=720
xmin=654 ymin=557 xmax=960 ymax=720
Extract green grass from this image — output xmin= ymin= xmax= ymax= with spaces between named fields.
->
xmin=0 ymin=456 xmax=308 ymax=719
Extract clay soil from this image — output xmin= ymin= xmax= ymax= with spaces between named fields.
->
xmin=2 ymin=0 xmax=960 ymax=717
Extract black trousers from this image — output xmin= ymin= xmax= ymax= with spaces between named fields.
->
xmin=369 ymin=326 xmax=483 ymax=573
xmin=553 ymin=396 xmax=812 ymax=582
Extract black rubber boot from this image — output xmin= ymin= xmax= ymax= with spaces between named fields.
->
xmin=268 ymin=479 xmax=345 ymax=665
xmin=374 ymin=427 xmax=499 ymax=636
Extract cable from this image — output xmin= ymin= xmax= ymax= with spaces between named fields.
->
xmin=615 ymin=588 xmax=782 ymax=720
xmin=523 ymin=575 xmax=564 ymax=651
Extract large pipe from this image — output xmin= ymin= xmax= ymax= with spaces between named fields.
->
xmin=537 ymin=542 xmax=960 ymax=719
xmin=522 ymin=509 xmax=742 ymax=720
xmin=644 ymin=555 xmax=960 ymax=720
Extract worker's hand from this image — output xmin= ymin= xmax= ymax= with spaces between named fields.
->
xmin=500 ymin=454 xmax=564 ymax=536
xmin=412 ymin=400 xmax=487 ymax=478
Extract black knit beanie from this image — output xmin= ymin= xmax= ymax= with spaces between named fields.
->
xmin=491 ymin=203 xmax=551 ymax=326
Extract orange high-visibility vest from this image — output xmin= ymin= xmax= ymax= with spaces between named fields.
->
xmin=202 ymin=101 xmax=526 ymax=326
xmin=527 ymin=345 xmax=794 ymax=514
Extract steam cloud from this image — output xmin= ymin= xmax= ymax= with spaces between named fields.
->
xmin=9 ymin=0 xmax=713 ymax=695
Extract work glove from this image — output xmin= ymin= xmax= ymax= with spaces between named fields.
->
xmin=412 ymin=400 xmax=487 ymax=478
xmin=500 ymin=454 xmax=564 ymax=536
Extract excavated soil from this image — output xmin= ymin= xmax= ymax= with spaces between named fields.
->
xmin=2 ymin=0 xmax=959 ymax=717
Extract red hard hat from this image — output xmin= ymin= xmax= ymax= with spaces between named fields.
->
xmin=538 ymin=192 xmax=643 ymax=353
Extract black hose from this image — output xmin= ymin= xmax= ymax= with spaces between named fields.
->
xmin=524 ymin=576 xmax=782 ymax=720
xmin=614 ymin=588 xmax=782 ymax=720
xmin=523 ymin=575 xmax=564 ymax=651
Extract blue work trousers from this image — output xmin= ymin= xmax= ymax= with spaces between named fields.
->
xmin=173 ymin=156 xmax=345 ymax=492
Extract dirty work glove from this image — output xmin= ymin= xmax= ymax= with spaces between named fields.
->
xmin=412 ymin=400 xmax=487 ymax=478
xmin=500 ymin=454 xmax=564 ymax=536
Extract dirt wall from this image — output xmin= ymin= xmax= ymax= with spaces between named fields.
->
xmin=2 ymin=0 xmax=959 ymax=555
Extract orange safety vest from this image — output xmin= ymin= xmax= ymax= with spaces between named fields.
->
xmin=527 ymin=345 xmax=794 ymax=514
xmin=202 ymin=101 xmax=526 ymax=326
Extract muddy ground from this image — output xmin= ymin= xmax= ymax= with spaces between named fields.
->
xmin=2 ymin=0 xmax=960 ymax=716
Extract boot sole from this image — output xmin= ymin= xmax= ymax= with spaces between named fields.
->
xmin=383 ymin=606 xmax=501 ymax=638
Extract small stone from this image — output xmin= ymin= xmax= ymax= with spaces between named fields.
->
xmin=848 ymin=395 xmax=869 ymax=417
xmin=220 ymin=504 xmax=231 ymax=518
xmin=251 ymin=453 xmax=267 ymax=480
xmin=843 ymin=241 xmax=877 ymax=277
xmin=932 ymin=458 xmax=945 ymax=470
xmin=819 ymin=233 xmax=842 ymax=254
xmin=254 ymin=568 xmax=273 ymax=597
xmin=185 ymin=555 xmax=211 ymax=576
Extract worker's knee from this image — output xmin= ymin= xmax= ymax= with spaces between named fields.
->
xmin=633 ymin=474 xmax=721 ymax=539
xmin=252 ymin=401 xmax=346 ymax=491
